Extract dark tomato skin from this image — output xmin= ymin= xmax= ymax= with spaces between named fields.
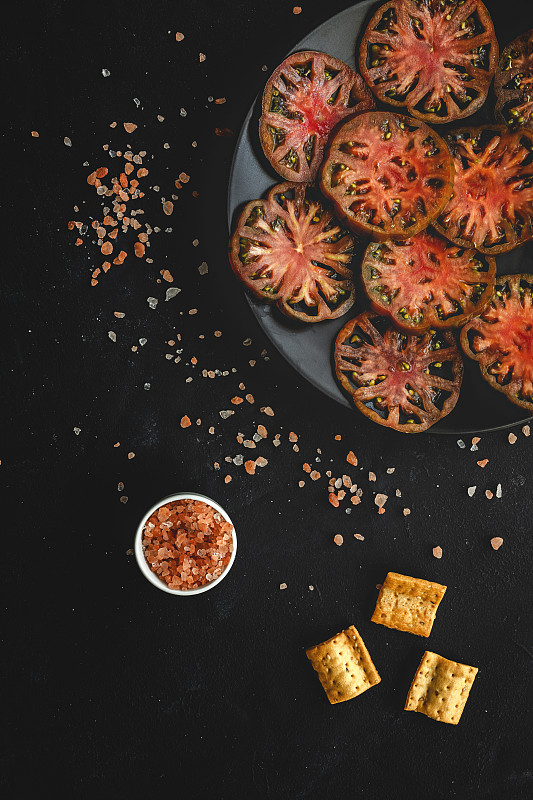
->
xmin=461 ymin=274 xmax=533 ymax=412
xmin=335 ymin=310 xmax=463 ymax=432
xmin=229 ymin=181 xmax=357 ymax=323
xmin=495 ymin=29 xmax=533 ymax=133
xmin=320 ymin=111 xmax=454 ymax=240
xmin=359 ymin=0 xmax=498 ymax=123
xmin=362 ymin=229 xmax=496 ymax=333
xmin=260 ymin=50 xmax=374 ymax=183
xmin=435 ymin=126 xmax=533 ymax=254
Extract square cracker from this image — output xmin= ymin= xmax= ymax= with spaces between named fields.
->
xmin=371 ymin=572 xmax=447 ymax=637
xmin=405 ymin=651 xmax=478 ymax=725
xmin=306 ymin=625 xmax=381 ymax=704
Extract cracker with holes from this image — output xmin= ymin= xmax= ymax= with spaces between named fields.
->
xmin=305 ymin=625 xmax=381 ymax=704
xmin=371 ymin=572 xmax=446 ymax=637
xmin=405 ymin=651 xmax=478 ymax=725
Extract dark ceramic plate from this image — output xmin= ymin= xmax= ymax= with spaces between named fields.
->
xmin=227 ymin=0 xmax=533 ymax=434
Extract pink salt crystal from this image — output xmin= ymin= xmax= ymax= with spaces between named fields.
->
xmin=368 ymin=472 xmax=376 ymax=482
xmin=374 ymin=493 xmax=388 ymax=508
xmin=508 ymin=432 xmax=517 ymax=444
xmin=354 ymin=534 xmax=364 ymax=541
xmin=333 ymin=534 xmax=343 ymax=546
xmin=310 ymin=470 xmax=321 ymax=481
xmin=432 ymin=546 xmax=443 ymax=559
xmin=279 ymin=583 xmax=287 ymax=590
xmin=491 ymin=536 xmax=504 ymax=550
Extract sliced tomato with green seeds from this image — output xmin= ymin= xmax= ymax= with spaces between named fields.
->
xmin=319 ymin=111 xmax=454 ymax=239
xmin=361 ymin=228 xmax=496 ymax=332
xmin=359 ymin=0 xmax=498 ymax=123
xmin=259 ymin=51 xmax=375 ymax=182
xmin=229 ymin=182 xmax=356 ymax=322
xmin=461 ymin=274 xmax=533 ymax=412
xmin=495 ymin=29 xmax=533 ymax=133
xmin=435 ymin=126 xmax=533 ymax=254
xmin=334 ymin=311 xmax=463 ymax=432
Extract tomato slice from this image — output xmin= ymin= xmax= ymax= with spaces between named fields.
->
xmin=461 ymin=274 xmax=533 ymax=412
xmin=319 ymin=111 xmax=454 ymax=239
xmin=259 ymin=51 xmax=375 ymax=182
xmin=495 ymin=29 xmax=533 ymax=133
xmin=229 ymin=182 xmax=356 ymax=322
xmin=435 ymin=126 xmax=533 ymax=254
xmin=335 ymin=311 xmax=463 ymax=432
xmin=362 ymin=228 xmax=496 ymax=332
xmin=359 ymin=0 xmax=498 ymax=123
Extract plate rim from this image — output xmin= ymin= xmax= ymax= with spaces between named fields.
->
xmin=226 ymin=0 xmax=533 ymax=435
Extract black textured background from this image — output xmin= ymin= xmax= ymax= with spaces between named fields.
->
xmin=4 ymin=1 xmax=533 ymax=797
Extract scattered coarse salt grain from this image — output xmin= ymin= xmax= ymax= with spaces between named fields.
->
xmin=224 ymin=475 xmax=232 ymax=484
xmin=231 ymin=396 xmax=243 ymax=405
xmin=257 ymin=425 xmax=267 ymax=438
xmin=354 ymin=533 xmax=364 ymax=541
xmin=477 ymin=459 xmax=489 ymax=468
xmin=289 ymin=432 xmax=298 ymax=443
xmin=329 ymin=493 xmax=339 ymax=508
xmin=386 ymin=467 xmax=395 ymax=474
xmin=244 ymin=460 xmax=256 ymax=475
xmin=175 ymin=31 xmax=185 ymax=41
xmin=180 ymin=415 xmax=191 ymax=428
xmin=73 ymin=427 xmax=81 ymax=435
xmin=64 ymin=136 xmax=72 ymax=146
xmin=403 ymin=508 xmax=411 ymax=516
xmin=123 ymin=123 xmax=137 ymax=133
xmin=108 ymin=330 xmax=117 ymax=342
xmin=219 ymin=410 xmax=234 ymax=419
xmin=31 ymin=130 xmax=39 ymax=137
xmin=467 ymin=486 xmax=476 ymax=497
xmin=457 ymin=439 xmax=466 ymax=449
xmin=485 ymin=489 xmax=493 ymax=499
xmin=199 ymin=52 xmax=206 ymax=62
xmin=280 ymin=583 xmax=287 ymax=590
xmin=508 ymin=432 xmax=517 ymax=444
xmin=310 ymin=470 xmax=321 ymax=481
xmin=261 ymin=406 xmax=274 ymax=416
xmin=142 ymin=498 xmax=233 ymax=590
xmin=302 ymin=463 xmax=311 ymax=473
xmin=491 ymin=537 xmax=504 ymax=551
xmin=293 ymin=5 xmax=302 ymax=12
xmin=333 ymin=534 xmax=343 ymax=546
xmin=496 ymin=483 xmax=502 ymax=498
xmin=120 ymin=496 xmax=128 ymax=504
xmin=198 ymin=261 xmax=208 ymax=275
xmin=128 ymin=452 xmax=135 ymax=459
xmin=256 ymin=456 xmax=268 ymax=468
xmin=346 ymin=451 xmax=357 ymax=466
xmin=298 ymin=480 xmax=305 ymax=488
xmin=523 ymin=425 xmax=530 ymax=437
xmin=368 ymin=471 xmax=376 ymax=482
xmin=432 ymin=546 xmax=443 ymax=559
xmin=351 ymin=496 xmax=361 ymax=506
xmin=375 ymin=493 xmax=388 ymax=508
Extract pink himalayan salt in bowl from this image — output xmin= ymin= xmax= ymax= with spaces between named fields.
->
xmin=134 ymin=493 xmax=237 ymax=595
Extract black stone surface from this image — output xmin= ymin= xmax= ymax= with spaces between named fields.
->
xmin=4 ymin=1 xmax=533 ymax=797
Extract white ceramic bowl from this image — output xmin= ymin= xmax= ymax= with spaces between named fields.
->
xmin=134 ymin=492 xmax=237 ymax=595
